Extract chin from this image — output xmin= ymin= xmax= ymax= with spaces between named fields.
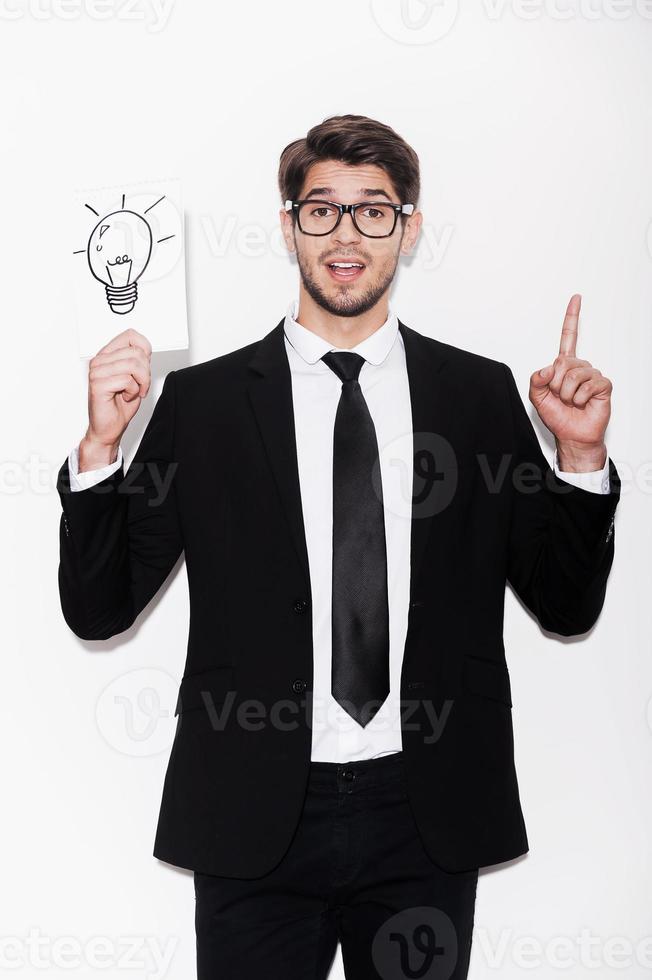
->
xmin=319 ymin=289 xmax=372 ymax=318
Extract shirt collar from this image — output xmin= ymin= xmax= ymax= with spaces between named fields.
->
xmin=283 ymin=298 xmax=399 ymax=366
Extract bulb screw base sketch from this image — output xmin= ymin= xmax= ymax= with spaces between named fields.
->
xmin=105 ymin=282 xmax=138 ymax=315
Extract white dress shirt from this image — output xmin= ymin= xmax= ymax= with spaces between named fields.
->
xmin=68 ymin=301 xmax=611 ymax=761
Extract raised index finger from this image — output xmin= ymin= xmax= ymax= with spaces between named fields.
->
xmin=559 ymin=293 xmax=581 ymax=357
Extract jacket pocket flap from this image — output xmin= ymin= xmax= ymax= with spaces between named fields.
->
xmin=175 ymin=666 xmax=236 ymax=715
xmin=462 ymin=655 xmax=512 ymax=707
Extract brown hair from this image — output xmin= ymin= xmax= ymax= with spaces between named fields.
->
xmin=278 ymin=114 xmax=420 ymax=210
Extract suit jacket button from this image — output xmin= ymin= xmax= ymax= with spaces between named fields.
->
xmin=292 ymin=678 xmax=307 ymax=694
xmin=293 ymin=598 xmax=309 ymax=614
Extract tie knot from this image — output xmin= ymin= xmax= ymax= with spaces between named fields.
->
xmin=321 ymin=350 xmax=365 ymax=384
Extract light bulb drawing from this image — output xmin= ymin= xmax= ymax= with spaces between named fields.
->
xmin=74 ymin=192 xmax=175 ymax=315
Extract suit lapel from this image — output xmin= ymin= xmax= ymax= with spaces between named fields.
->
xmin=246 ymin=315 xmax=453 ymax=603
xmin=398 ymin=319 xmax=451 ymax=602
xmin=247 ymin=318 xmax=312 ymax=592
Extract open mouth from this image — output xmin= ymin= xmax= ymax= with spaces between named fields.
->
xmin=325 ymin=260 xmax=366 ymax=282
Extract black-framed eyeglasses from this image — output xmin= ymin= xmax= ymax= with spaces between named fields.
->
xmin=284 ymin=198 xmax=415 ymax=238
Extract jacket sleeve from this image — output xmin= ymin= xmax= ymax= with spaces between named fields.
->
xmin=56 ymin=370 xmax=184 ymax=640
xmin=502 ymin=362 xmax=621 ymax=636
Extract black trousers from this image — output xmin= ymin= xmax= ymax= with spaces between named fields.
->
xmin=194 ymin=750 xmax=478 ymax=980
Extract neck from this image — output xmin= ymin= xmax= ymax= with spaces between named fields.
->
xmin=294 ymin=283 xmax=390 ymax=349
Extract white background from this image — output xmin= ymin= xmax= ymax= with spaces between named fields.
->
xmin=2 ymin=2 xmax=651 ymax=979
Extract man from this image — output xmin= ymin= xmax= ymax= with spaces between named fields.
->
xmin=56 ymin=114 xmax=620 ymax=980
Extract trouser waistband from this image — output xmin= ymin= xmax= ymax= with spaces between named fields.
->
xmin=307 ymin=750 xmax=405 ymax=792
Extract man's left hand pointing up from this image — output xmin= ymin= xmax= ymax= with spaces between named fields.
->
xmin=529 ymin=293 xmax=612 ymax=472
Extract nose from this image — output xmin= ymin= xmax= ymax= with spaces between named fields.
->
xmin=332 ymin=210 xmax=360 ymax=246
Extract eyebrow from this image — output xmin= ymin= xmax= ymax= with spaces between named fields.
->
xmin=303 ymin=186 xmax=393 ymax=202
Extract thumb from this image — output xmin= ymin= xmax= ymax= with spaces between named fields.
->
xmin=532 ymin=364 xmax=553 ymax=388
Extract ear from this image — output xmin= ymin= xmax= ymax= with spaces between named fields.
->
xmin=399 ymin=209 xmax=422 ymax=255
xmin=279 ymin=208 xmax=297 ymax=254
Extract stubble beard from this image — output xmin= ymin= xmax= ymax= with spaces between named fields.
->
xmin=295 ymin=243 xmax=400 ymax=319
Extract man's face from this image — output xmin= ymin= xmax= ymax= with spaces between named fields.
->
xmin=280 ymin=161 xmax=420 ymax=318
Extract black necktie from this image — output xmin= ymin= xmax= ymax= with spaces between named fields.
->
xmin=321 ymin=350 xmax=390 ymax=728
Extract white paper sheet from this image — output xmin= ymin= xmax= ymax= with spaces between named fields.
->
xmin=71 ymin=178 xmax=188 ymax=358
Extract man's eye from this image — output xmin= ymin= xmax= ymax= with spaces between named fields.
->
xmin=362 ymin=208 xmax=383 ymax=219
xmin=311 ymin=207 xmax=333 ymax=218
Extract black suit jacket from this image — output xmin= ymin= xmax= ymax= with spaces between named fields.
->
xmin=56 ymin=317 xmax=621 ymax=876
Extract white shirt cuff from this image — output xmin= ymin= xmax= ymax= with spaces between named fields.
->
xmin=552 ymin=448 xmax=610 ymax=495
xmin=68 ymin=443 xmax=123 ymax=492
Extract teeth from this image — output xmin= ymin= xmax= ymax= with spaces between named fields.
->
xmin=330 ymin=262 xmax=363 ymax=268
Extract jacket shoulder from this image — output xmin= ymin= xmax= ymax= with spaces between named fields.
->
xmin=404 ymin=323 xmax=507 ymax=378
xmin=168 ymin=331 xmax=276 ymax=404
xmin=173 ymin=337 xmax=262 ymax=383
